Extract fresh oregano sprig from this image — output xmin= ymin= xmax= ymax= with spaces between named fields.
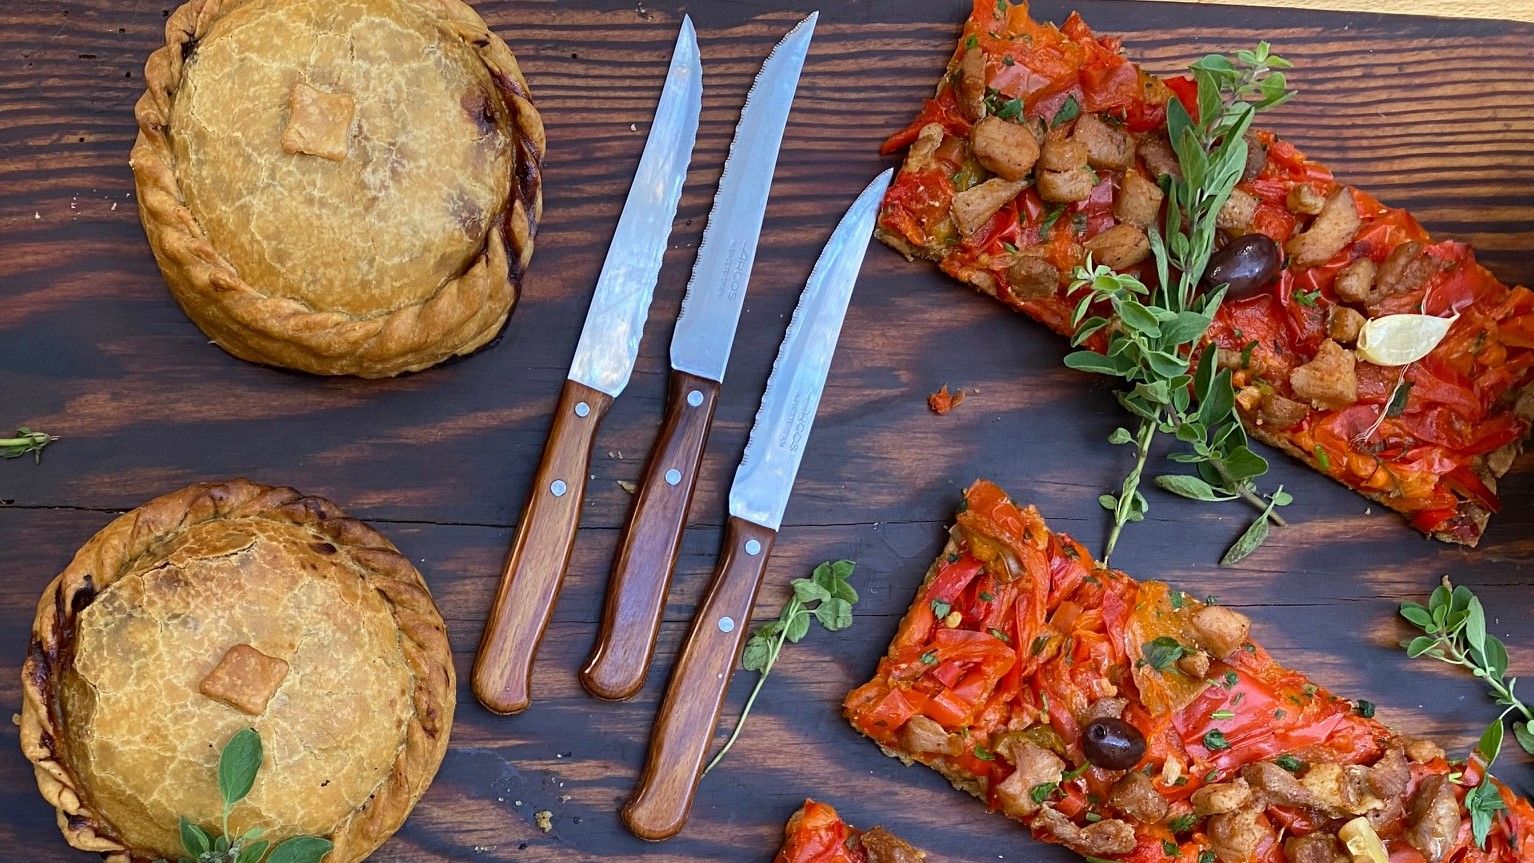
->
xmin=156 ymin=728 xmax=334 ymax=863
xmin=703 ymin=560 xmax=858 ymax=775
xmin=1463 ymin=716 xmax=1510 ymax=850
xmin=1064 ymin=43 xmax=1293 ymax=565
xmin=2 ymin=427 xmax=57 ymax=463
xmin=1400 ymin=577 xmax=1534 ymax=757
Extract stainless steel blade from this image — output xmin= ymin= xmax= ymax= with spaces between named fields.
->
xmin=568 ymin=18 xmax=702 ymax=397
xmin=727 ymin=170 xmax=894 ymax=531
xmin=667 ymin=12 xmax=817 ymax=384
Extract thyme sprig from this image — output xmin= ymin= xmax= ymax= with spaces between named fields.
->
xmin=2 ymin=427 xmax=57 ymax=463
xmin=1064 ymin=44 xmax=1293 ymax=564
xmin=703 ymin=560 xmax=858 ymax=775
xmin=155 ymin=728 xmax=333 ymax=863
xmin=1400 ymin=577 xmax=1534 ymax=757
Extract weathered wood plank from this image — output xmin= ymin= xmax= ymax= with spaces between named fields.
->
xmin=1 ymin=0 xmax=1532 ymax=860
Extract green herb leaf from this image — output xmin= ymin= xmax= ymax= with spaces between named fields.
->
xmin=1514 ymin=721 xmax=1534 ymax=756
xmin=1163 ymin=839 xmax=1181 ymax=857
xmin=266 ymin=836 xmax=336 ymax=863
xmin=1475 ymin=716 xmax=1504 ymax=767
xmin=1293 ymin=288 xmax=1321 ymax=306
xmin=0 ymin=427 xmax=59 ymax=463
xmin=1051 ymin=94 xmax=1081 ymax=128
xmin=1030 ymin=782 xmax=1058 ymax=804
xmin=1274 ymin=754 xmax=1304 ymax=772
xmin=1355 ymin=700 xmax=1376 ymax=718
xmin=741 ymin=634 xmax=773 ymax=673
xmin=1168 ymin=814 xmax=1197 ymax=833
xmin=1142 ymin=636 xmax=1186 ymax=671
xmin=218 ymin=728 xmax=263 ymax=808
xmin=235 ymin=839 xmax=270 ymax=863
xmin=1220 ymin=509 xmax=1271 ymax=566
xmin=1385 ymin=380 xmax=1414 ymax=418
xmin=974 ymin=745 xmax=995 ymax=761
xmin=1203 ymin=729 xmax=1231 ymax=751
xmin=920 ymin=650 xmax=939 ymax=665
xmin=1465 ymin=780 xmax=1507 ymax=850
xmin=179 ymin=817 xmax=212 ymax=857
xmin=1155 ymin=474 xmax=1236 ymax=502
xmin=932 ymin=599 xmax=952 ymax=620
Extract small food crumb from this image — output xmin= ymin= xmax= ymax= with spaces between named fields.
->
xmin=617 ymin=480 xmax=637 ymax=495
xmin=928 ymin=384 xmax=966 ymax=415
xmin=534 ymin=810 xmax=553 ymax=832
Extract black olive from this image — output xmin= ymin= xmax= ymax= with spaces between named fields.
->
xmin=1082 ymin=717 xmax=1147 ymax=770
xmin=1203 ymin=233 xmax=1282 ymax=299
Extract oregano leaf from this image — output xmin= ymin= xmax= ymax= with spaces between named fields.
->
xmin=218 ymin=728 xmax=263 ymax=809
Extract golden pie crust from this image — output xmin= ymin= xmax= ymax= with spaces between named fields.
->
xmin=19 ymin=480 xmax=456 ymax=862
xmin=131 ymin=0 xmax=545 ymax=377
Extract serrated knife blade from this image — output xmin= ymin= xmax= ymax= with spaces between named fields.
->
xmin=568 ymin=17 xmax=703 ymax=397
xmin=472 ymin=18 xmax=702 ymax=717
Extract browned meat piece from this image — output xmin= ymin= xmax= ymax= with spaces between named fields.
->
xmin=1406 ymin=775 xmax=1461 ymax=863
xmin=1242 ymin=761 xmax=1315 ymax=808
xmin=1334 ymin=257 xmax=1378 ymax=304
xmin=1089 ymin=696 xmax=1130 ymax=720
xmin=1404 ymin=738 xmax=1446 ymax=764
xmin=1008 ymin=254 xmax=1060 ymax=301
xmin=1207 ymin=807 xmax=1271 ymax=863
xmin=1192 ymin=780 xmax=1254 ymax=817
xmin=1084 ymin=223 xmax=1151 ymax=269
xmin=1258 ymin=392 xmax=1310 ymax=431
xmin=1109 ymin=771 xmax=1169 ymax=823
xmin=1177 ymin=650 xmax=1211 ymax=678
xmin=1041 ymin=133 xmax=1090 ymax=171
xmin=952 ymin=178 xmax=1027 ymax=235
xmin=957 ymin=48 xmax=987 ymax=121
xmin=1138 ymin=134 xmax=1181 ymax=179
xmin=1193 ymin=606 xmax=1252 ymax=658
xmin=901 ymin=123 xmax=947 ymax=174
xmin=1360 ymin=747 xmax=1410 ymax=802
xmin=1074 ymin=113 xmax=1136 ymax=170
xmin=1242 ymin=133 xmax=1268 ymax=182
xmin=1114 ymin=171 xmax=1165 ymax=228
xmin=1034 ymin=807 xmax=1138 ymax=857
xmin=898 ymin=715 xmax=959 ymax=757
xmin=1376 ymin=241 xmax=1443 ymax=299
xmin=1284 ymin=833 xmax=1348 ymax=863
xmin=972 ymin=115 xmax=1040 ymax=181
xmin=1326 ymin=306 xmax=1366 ymax=344
xmin=1286 ymin=189 xmax=1361 ymax=268
xmin=993 ymin=739 xmax=1065 ymax=817
xmin=1217 ymin=188 xmax=1260 ymax=233
xmin=862 ymin=826 xmax=926 ymax=863
xmin=1038 ymin=168 xmax=1097 ymax=203
xmin=1287 ymin=183 xmax=1327 ymax=216
xmin=1290 ymin=339 xmax=1358 ymax=410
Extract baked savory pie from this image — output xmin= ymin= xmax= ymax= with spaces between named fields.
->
xmin=131 ymin=0 xmax=545 ymax=377
xmin=20 ymin=480 xmax=456 ymax=862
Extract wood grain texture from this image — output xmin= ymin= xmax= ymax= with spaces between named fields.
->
xmin=0 ymin=0 xmax=1531 ymax=861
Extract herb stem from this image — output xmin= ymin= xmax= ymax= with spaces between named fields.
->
xmin=1208 ymin=458 xmax=1289 ymax=527
xmin=703 ymin=599 xmax=797 ymax=776
xmin=1427 ymin=637 xmax=1533 ymax=723
xmin=1104 ymin=419 xmax=1157 ymax=564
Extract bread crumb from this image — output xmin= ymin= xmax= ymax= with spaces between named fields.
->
xmin=928 ymin=385 xmax=967 ymax=415
xmin=617 ymin=480 xmax=637 ymax=495
xmin=534 ymin=810 xmax=553 ymax=833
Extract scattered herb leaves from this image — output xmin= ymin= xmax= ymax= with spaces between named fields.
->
xmin=1051 ymin=94 xmax=1081 ymax=128
xmin=1142 ymin=636 xmax=1187 ymax=671
xmin=1 ymin=427 xmax=57 ymax=463
xmin=705 ymin=560 xmax=858 ymax=775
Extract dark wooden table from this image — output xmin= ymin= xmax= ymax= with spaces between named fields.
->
xmin=2 ymin=1 xmax=1531 ymax=860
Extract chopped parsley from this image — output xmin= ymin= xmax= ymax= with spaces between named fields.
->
xmin=1030 ymin=782 xmax=1058 ymax=804
xmin=1163 ymin=840 xmax=1182 ymax=858
xmin=1223 ymin=670 xmax=1240 ymax=688
xmin=920 ymin=650 xmax=938 ymax=665
xmin=1211 ymin=709 xmax=1235 ymax=720
xmin=1199 ymin=852 xmax=1218 ymax=863
xmin=979 ymin=590 xmax=996 ymax=602
xmin=1355 ymin=700 xmax=1376 ymax=718
xmin=1168 ymin=814 xmax=1197 ymax=833
xmin=1032 ymin=634 xmax=1051 ymax=656
xmin=1386 ymin=380 xmax=1415 ymax=418
xmin=974 ymin=744 xmax=995 ymax=761
xmin=989 ymin=627 xmax=1011 ymax=643
xmin=1142 ymin=636 xmax=1187 ymax=671
xmin=1275 ymin=754 xmax=1305 ymax=773
xmin=1314 ymin=445 xmax=1331 ymax=472
xmin=931 ymin=600 xmax=952 ymax=619
xmin=1051 ymin=94 xmax=1081 ymax=128
xmin=995 ymin=97 xmax=1024 ymax=120
xmin=1039 ymin=205 xmax=1066 ymax=235
xmin=1293 ymin=288 xmax=1321 ymax=306
xmin=1203 ymin=730 xmax=1231 ymax=751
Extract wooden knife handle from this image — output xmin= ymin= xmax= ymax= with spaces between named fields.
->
xmin=582 ymin=371 xmax=720 ymax=701
xmin=621 ymin=516 xmax=777 ymax=841
xmin=472 ymin=380 xmax=613 ymax=715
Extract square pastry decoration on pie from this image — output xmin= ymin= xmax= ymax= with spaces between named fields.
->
xmin=131 ymin=0 xmax=546 ymax=377
xmin=19 ymin=480 xmax=457 ymax=863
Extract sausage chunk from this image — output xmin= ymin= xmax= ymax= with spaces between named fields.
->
xmin=1193 ymin=606 xmax=1251 ymax=658
xmin=1138 ymin=134 xmax=1182 ymax=179
xmin=1217 ymin=188 xmax=1260 ymax=233
xmin=951 ymin=178 xmax=1027 ymax=235
xmin=1041 ymin=133 xmax=1089 ymax=172
xmin=1334 ymin=258 xmax=1378 ymax=305
xmin=898 ymin=715 xmax=959 ymax=757
xmin=1114 ymin=171 xmax=1165 ymax=227
xmin=1192 ymin=779 xmax=1254 ymax=817
xmin=957 ymin=48 xmax=987 ymax=121
xmin=1034 ymin=807 xmax=1138 ymax=857
xmin=1007 ymin=254 xmax=1061 ymax=301
xmin=1284 ymin=833 xmax=1348 ymax=863
xmin=1038 ymin=168 xmax=1097 ymax=203
xmin=1242 ymin=761 xmax=1315 ymax=808
xmin=1074 ymin=113 xmax=1136 ymax=170
xmin=1242 ymin=133 xmax=1269 ymax=182
xmin=1326 ymin=306 xmax=1366 ymax=344
xmin=1289 ymin=339 xmax=1358 ymax=410
xmin=1406 ymin=775 xmax=1462 ymax=863
xmin=993 ymin=740 xmax=1065 ymax=818
xmin=861 ymin=827 xmax=926 ymax=863
xmin=901 ymin=123 xmax=947 ymax=174
xmin=1258 ymin=392 xmax=1310 ymax=431
xmin=1207 ymin=807 xmax=1271 ymax=863
xmin=1109 ymin=771 xmax=1169 ymax=823
xmin=1084 ymin=224 xmax=1151 ymax=270
xmin=1286 ymin=189 xmax=1360 ymax=268
xmin=972 ymin=115 xmax=1040 ymax=181
xmin=1375 ymin=240 xmax=1442 ymax=298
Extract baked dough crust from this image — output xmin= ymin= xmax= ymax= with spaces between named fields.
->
xmin=19 ymin=480 xmax=456 ymax=863
xmin=131 ymin=0 xmax=545 ymax=377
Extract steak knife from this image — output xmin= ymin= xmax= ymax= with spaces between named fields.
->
xmin=581 ymin=13 xmax=818 ymax=702
xmin=622 ymin=170 xmax=894 ymax=841
xmin=472 ymin=19 xmax=702 ymax=716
